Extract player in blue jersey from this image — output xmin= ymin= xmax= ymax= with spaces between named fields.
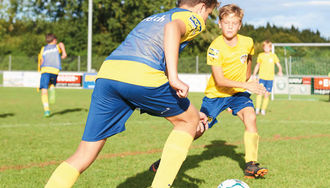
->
xmin=45 ymin=0 xmax=218 ymax=187
xmin=38 ymin=33 xmax=67 ymax=117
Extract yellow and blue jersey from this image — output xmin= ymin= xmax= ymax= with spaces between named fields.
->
xmin=257 ymin=52 xmax=279 ymax=80
xmin=39 ymin=44 xmax=62 ymax=75
xmin=205 ymin=34 xmax=254 ymax=98
xmin=97 ymin=8 xmax=205 ymax=87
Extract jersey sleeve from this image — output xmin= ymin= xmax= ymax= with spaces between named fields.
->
xmin=56 ymin=44 xmax=62 ymax=54
xmin=172 ymin=11 xmax=205 ymax=42
xmin=207 ymin=40 xmax=222 ymax=66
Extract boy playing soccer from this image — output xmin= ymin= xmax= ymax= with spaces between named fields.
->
xmin=38 ymin=33 xmax=67 ymax=117
xmin=45 ymin=0 xmax=218 ymax=187
xmin=253 ymin=40 xmax=283 ymax=115
xmin=149 ymin=4 xmax=268 ymax=179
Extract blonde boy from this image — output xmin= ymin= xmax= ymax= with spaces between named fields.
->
xmin=150 ymin=4 xmax=269 ymax=179
xmin=253 ymin=40 xmax=283 ymax=115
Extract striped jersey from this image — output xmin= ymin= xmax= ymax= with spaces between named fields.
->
xmin=97 ymin=8 xmax=205 ymax=87
xmin=39 ymin=44 xmax=62 ymax=75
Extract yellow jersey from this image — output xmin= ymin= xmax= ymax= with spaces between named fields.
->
xmin=97 ymin=8 xmax=205 ymax=87
xmin=257 ymin=52 xmax=279 ymax=80
xmin=205 ymin=34 xmax=254 ymax=98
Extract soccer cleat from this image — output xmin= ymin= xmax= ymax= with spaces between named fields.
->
xmin=255 ymin=108 xmax=260 ymax=115
xmin=149 ymin=159 xmax=161 ymax=172
xmin=244 ymin=161 xmax=268 ymax=179
xmin=44 ymin=110 xmax=51 ymax=117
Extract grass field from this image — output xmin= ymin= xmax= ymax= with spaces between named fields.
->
xmin=0 ymin=87 xmax=329 ymax=188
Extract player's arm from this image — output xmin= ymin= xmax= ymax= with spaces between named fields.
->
xmin=212 ymin=65 xmax=266 ymax=95
xmin=276 ymin=62 xmax=283 ymax=76
xmin=252 ymin=63 xmax=260 ymax=79
xmin=164 ymin=19 xmax=188 ymax=98
xmin=58 ymin=42 xmax=67 ymax=59
xmin=246 ymin=55 xmax=252 ymax=81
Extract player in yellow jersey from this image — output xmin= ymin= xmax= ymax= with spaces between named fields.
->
xmin=45 ymin=1 xmax=218 ymax=187
xmin=149 ymin=4 xmax=269 ymax=179
xmin=253 ymin=40 xmax=283 ymax=115
xmin=38 ymin=33 xmax=67 ymax=117
xmin=200 ymin=4 xmax=268 ymax=179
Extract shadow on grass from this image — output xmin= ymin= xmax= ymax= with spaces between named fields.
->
xmin=0 ymin=113 xmax=15 ymax=118
xmin=50 ymin=108 xmax=88 ymax=117
xmin=116 ymin=140 xmax=245 ymax=188
xmin=319 ymin=95 xmax=330 ymax=102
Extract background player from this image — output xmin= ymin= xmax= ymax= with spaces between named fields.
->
xmin=149 ymin=4 xmax=268 ymax=179
xmin=253 ymin=40 xmax=283 ymax=115
xmin=38 ymin=33 xmax=67 ymax=117
xmin=45 ymin=0 xmax=218 ymax=187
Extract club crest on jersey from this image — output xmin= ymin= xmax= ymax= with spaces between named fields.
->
xmin=240 ymin=54 xmax=248 ymax=64
xmin=189 ymin=15 xmax=202 ymax=32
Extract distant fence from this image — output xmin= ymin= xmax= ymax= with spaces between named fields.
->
xmin=0 ymin=55 xmax=329 ymax=75
xmin=0 ymin=55 xmax=211 ymax=73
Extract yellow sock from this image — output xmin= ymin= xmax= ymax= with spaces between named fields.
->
xmin=244 ymin=131 xmax=259 ymax=162
xmin=261 ymin=97 xmax=269 ymax=111
xmin=256 ymin=95 xmax=262 ymax=110
xmin=151 ymin=130 xmax=193 ymax=188
xmin=41 ymin=94 xmax=50 ymax=111
xmin=45 ymin=162 xmax=80 ymax=188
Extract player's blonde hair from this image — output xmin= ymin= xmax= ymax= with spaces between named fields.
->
xmin=219 ymin=4 xmax=244 ymax=22
xmin=263 ymin=40 xmax=272 ymax=47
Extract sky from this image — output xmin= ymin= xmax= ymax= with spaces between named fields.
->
xmin=220 ymin=0 xmax=330 ymax=39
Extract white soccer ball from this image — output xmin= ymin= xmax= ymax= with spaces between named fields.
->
xmin=218 ymin=179 xmax=250 ymax=188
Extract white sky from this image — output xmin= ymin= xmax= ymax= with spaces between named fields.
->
xmin=219 ymin=0 xmax=330 ymax=39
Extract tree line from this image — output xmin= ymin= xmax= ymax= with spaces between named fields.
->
xmin=0 ymin=0 xmax=329 ymax=60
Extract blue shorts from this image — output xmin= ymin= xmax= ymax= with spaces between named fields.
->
xmin=82 ymin=78 xmax=190 ymax=141
xmin=200 ymin=92 xmax=254 ymax=128
xmin=259 ymin=79 xmax=273 ymax=92
xmin=40 ymin=73 xmax=58 ymax=89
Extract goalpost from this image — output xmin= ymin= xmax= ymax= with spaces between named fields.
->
xmin=271 ymin=43 xmax=330 ymax=100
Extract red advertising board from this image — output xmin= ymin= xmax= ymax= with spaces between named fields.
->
xmin=57 ymin=73 xmax=82 ymax=87
xmin=314 ymin=77 xmax=330 ymax=89
xmin=313 ymin=77 xmax=330 ymax=95
xmin=302 ymin=77 xmax=311 ymax=85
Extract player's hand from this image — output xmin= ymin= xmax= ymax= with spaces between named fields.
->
xmin=197 ymin=112 xmax=209 ymax=133
xmin=278 ymin=72 xmax=283 ymax=76
xmin=169 ymin=78 xmax=189 ymax=98
xmin=244 ymin=79 xmax=267 ymax=95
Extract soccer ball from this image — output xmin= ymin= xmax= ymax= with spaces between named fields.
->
xmin=218 ymin=179 xmax=250 ymax=188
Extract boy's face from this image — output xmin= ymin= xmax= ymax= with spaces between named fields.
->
xmin=219 ymin=13 xmax=241 ymax=39
xmin=263 ymin=44 xmax=272 ymax=53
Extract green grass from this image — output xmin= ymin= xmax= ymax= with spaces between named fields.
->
xmin=0 ymin=88 xmax=329 ymax=187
